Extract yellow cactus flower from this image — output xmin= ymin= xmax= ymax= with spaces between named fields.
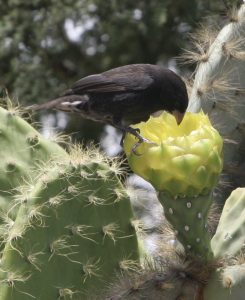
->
xmin=124 ymin=111 xmax=223 ymax=197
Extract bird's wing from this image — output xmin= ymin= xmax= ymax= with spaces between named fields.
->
xmin=68 ymin=65 xmax=154 ymax=95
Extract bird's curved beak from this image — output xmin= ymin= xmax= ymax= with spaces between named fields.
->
xmin=172 ymin=110 xmax=184 ymax=125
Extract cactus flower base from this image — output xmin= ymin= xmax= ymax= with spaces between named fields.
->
xmin=159 ymin=192 xmax=214 ymax=260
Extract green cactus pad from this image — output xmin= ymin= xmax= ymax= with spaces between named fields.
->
xmin=0 ymin=105 xmax=68 ymax=250
xmin=0 ymin=106 xmax=67 ymax=207
xmin=0 ymin=159 xmax=139 ymax=299
xmin=211 ymin=188 xmax=245 ymax=258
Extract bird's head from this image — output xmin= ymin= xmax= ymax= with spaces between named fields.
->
xmin=158 ymin=68 xmax=189 ymax=125
xmin=167 ymin=94 xmax=188 ymax=125
xmin=168 ymin=80 xmax=189 ymax=125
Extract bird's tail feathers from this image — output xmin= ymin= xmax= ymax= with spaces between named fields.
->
xmin=27 ymin=95 xmax=87 ymax=112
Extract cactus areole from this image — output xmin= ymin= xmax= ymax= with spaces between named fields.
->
xmin=124 ymin=111 xmax=223 ymax=197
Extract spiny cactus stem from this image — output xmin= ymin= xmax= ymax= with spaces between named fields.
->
xmin=188 ymin=3 xmax=245 ymax=113
xmin=158 ymin=192 xmax=214 ymax=261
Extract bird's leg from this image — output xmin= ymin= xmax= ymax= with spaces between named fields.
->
xmin=110 ymin=118 xmax=156 ymax=154
xmin=123 ymin=126 xmax=151 ymax=144
xmin=125 ymin=127 xmax=157 ymax=154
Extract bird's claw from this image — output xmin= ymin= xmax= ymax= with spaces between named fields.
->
xmin=131 ymin=137 xmax=156 ymax=155
xmin=120 ymin=127 xmax=142 ymax=147
xmin=120 ymin=126 xmax=156 ymax=155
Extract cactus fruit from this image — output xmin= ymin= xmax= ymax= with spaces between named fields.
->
xmin=0 ymin=153 xmax=139 ymax=299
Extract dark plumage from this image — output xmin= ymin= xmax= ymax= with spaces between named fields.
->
xmin=33 ymin=64 xmax=188 ymax=143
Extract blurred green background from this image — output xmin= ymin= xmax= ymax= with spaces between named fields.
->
xmin=0 ymin=0 xmax=241 ymax=147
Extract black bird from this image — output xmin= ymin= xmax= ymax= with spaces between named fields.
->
xmin=32 ymin=64 xmax=188 ymax=144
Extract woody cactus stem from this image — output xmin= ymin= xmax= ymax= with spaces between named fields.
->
xmin=187 ymin=4 xmax=245 ymax=190
xmin=188 ymin=4 xmax=245 ymax=113
xmin=124 ymin=111 xmax=223 ymax=260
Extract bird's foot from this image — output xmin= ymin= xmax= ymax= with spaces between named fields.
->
xmin=122 ymin=127 xmax=157 ymax=155
xmin=131 ymin=138 xmax=156 ymax=155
